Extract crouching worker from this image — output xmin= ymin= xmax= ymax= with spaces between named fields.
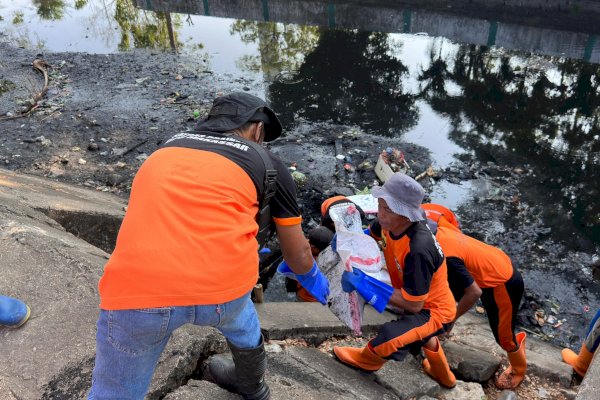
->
xmin=427 ymin=207 xmax=526 ymax=389
xmin=89 ymin=92 xmax=329 ymax=400
xmin=0 ymin=295 xmax=30 ymax=328
xmin=333 ymin=173 xmax=457 ymax=388
xmin=562 ymin=308 xmax=600 ymax=377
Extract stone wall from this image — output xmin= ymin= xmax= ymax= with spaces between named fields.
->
xmin=135 ymin=0 xmax=600 ymax=62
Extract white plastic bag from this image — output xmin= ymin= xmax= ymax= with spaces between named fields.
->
xmin=329 ymin=203 xmax=383 ymax=274
xmin=346 ymin=194 xmax=378 ymax=214
xmin=315 ymin=202 xmax=383 ymax=335
xmin=317 ymin=246 xmax=364 ymax=336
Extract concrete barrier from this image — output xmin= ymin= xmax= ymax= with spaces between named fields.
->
xmin=135 ymin=0 xmax=600 ymax=62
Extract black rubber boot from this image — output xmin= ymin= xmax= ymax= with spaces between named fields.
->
xmin=208 ymin=336 xmax=270 ymax=400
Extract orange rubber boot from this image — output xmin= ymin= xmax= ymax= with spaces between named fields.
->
xmin=562 ymin=345 xmax=594 ymax=377
xmin=422 ymin=337 xmax=457 ymax=388
xmin=333 ymin=344 xmax=386 ymax=371
xmin=496 ymin=332 xmax=527 ymax=389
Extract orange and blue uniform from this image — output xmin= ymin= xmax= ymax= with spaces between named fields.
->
xmin=366 ymin=220 xmax=456 ymax=360
xmin=99 ymin=132 xmax=302 ymax=310
xmin=429 ymin=211 xmax=524 ymax=352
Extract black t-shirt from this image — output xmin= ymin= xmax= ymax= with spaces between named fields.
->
xmin=446 ymin=257 xmax=475 ymax=301
xmin=371 ymin=219 xmax=444 ymax=297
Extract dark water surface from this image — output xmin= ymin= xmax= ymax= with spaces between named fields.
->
xmin=2 ymin=1 xmax=600 ymax=343
xmin=2 ymin=0 xmax=598 ymax=249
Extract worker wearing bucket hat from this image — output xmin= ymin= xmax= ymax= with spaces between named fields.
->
xmin=333 ymin=173 xmax=457 ymax=388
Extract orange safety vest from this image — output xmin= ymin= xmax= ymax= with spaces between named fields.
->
xmin=436 ymin=219 xmax=514 ymax=288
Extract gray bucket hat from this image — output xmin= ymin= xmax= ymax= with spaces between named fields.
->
xmin=199 ymin=92 xmax=283 ymax=142
xmin=372 ymin=173 xmax=426 ymax=222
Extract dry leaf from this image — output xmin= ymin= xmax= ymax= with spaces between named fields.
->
xmin=535 ymin=309 xmax=546 ymax=326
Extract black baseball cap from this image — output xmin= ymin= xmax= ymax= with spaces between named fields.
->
xmin=308 ymin=226 xmax=335 ymax=251
xmin=199 ymin=92 xmax=283 ymax=142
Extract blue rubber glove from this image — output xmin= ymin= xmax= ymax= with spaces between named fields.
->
xmin=258 ymin=247 xmax=271 ymax=255
xmin=276 ymin=260 xmax=297 ymax=280
xmin=341 ymin=268 xmax=393 ymax=313
xmin=277 ymin=260 xmax=330 ymax=305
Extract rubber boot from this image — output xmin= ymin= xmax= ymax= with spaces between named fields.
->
xmin=0 ymin=295 xmax=31 ymax=328
xmin=208 ymin=336 xmax=270 ymax=400
xmin=333 ymin=344 xmax=386 ymax=371
xmin=422 ymin=337 xmax=456 ymax=388
xmin=562 ymin=344 xmax=594 ymax=377
xmin=495 ymin=332 xmax=527 ymax=389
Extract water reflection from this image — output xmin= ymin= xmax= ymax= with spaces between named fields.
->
xmin=1 ymin=0 xmax=600 ymax=247
xmin=33 ymin=0 xmax=67 ymax=20
xmin=114 ymin=0 xmax=179 ymax=52
xmin=431 ymin=44 xmax=600 ymax=247
xmin=269 ymin=29 xmax=418 ymax=136
xmin=230 ymin=20 xmax=319 ymax=81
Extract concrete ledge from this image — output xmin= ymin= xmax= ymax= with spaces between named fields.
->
xmin=0 ymin=168 xmax=125 ymax=252
xmin=450 ymin=313 xmax=573 ymax=387
xmin=256 ymin=302 xmax=396 ymax=342
xmin=0 ymin=168 xmax=126 ymax=216
xmin=576 ymin=350 xmax=600 ymax=399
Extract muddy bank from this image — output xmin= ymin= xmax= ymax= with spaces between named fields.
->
xmin=0 ymin=41 xmax=598 ymax=349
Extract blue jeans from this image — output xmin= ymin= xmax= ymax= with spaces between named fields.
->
xmin=88 ymin=292 xmax=260 ymax=399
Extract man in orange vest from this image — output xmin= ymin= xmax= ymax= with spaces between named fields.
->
xmin=88 ymin=93 xmax=330 ymax=400
xmin=425 ymin=205 xmax=526 ymax=389
xmin=333 ymin=173 xmax=457 ymax=388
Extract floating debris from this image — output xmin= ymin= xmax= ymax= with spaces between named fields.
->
xmin=535 ymin=309 xmax=546 ymax=326
xmin=291 ymin=170 xmax=307 ymax=187
xmin=375 ymin=148 xmax=410 ymax=182
xmin=553 ymin=319 xmax=565 ymax=329
xmin=355 ymin=186 xmax=371 ymax=196
xmin=381 ymin=148 xmax=410 ymax=173
xmin=358 ymin=161 xmax=373 ymax=170
xmin=415 ymin=165 xmax=439 ymax=181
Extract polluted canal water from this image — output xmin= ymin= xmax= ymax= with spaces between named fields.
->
xmin=1 ymin=0 xmax=599 ymax=349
